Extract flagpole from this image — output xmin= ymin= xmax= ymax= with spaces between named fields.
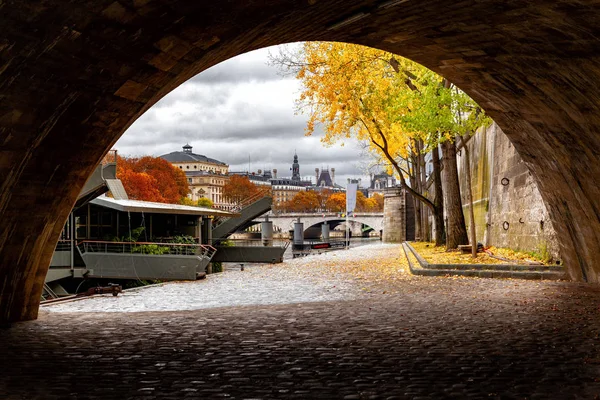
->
xmin=345 ymin=182 xmax=357 ymax=251
xmin=345 ymin=210 xmax=349 ymax=250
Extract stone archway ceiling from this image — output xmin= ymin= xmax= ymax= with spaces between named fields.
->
xmin=1 ymin=0 xmax=600 ymax=322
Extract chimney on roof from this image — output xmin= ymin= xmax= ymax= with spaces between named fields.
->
xmin=273 ymin=169 xmax=277 ymax=178
xmin=331 ymin=168 xmax=335 ymax=186
xmin=315 ymin=168 xmax=319 ymax=184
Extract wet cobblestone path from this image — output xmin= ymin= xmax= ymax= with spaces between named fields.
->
xmin=2 ymin=245 xmax=600 ymax=399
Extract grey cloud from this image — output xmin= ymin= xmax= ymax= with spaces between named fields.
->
xmin=152 ymin=85 xmax=233 ymax=109
xmin=115 ymin=44 xmax=377 ymax=189
xmin=189 ymin=48 xmax=282 ymax=85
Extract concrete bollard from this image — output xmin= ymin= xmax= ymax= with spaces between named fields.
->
xmin=261 ymin=221 xmax=273 ymax=246
xmin=293 ymin=222 xmax=304 ymax=246
xmin=321 ymin=223 xmax=330 ymax=242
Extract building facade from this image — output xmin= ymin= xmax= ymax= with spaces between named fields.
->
xmin=368 ymin=172 xmax=397 ymax=198
xmin=160 ymin=144 xmax=231 ymax=208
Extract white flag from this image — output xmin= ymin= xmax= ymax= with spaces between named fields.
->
xmin=346 ymin=183 xmax=358 ymax=214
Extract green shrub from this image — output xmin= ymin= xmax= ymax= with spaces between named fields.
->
xmin=211 ymin=262 xmax=223 ymax=273
xmin=132 ymin=243 xmax=170 ymax=255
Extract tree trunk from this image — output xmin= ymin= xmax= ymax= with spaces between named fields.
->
xmin=421 ymin=151 xmax=430 ymax=241
xmin=459 ymin=135 xmax=478 ymax=258
xmin=441 ymin=139 xmax=469 ymax=249
xmin=413 ymin=141 xmax=423 ymax=241
xmin=431 ymin=145 xmax=445 ymax=246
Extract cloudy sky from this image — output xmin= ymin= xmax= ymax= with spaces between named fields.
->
xmin=115 ymin=44 xmax=379 ymax=187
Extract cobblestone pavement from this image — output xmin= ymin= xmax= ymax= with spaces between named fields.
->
xmin=2 ymin=245 xmax=600 ymax=399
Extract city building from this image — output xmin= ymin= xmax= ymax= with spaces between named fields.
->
xmin=368 ymin=172 xmax=397 ymax=197
xmin=272 ymin=153 xmax=313 ymax=206
xmin=271 ymin=178 xmax=307 ymax=205
xmin=160 ymin=144 xmax=231 ymax=208
xmin=308 ymin=167 xmax=345 ymax=195
xmin=230 ymin=169 xmax=273 ymax=187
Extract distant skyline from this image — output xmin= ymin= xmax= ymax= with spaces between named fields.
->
xmin=115 ymin=45 xmax=380 ymax=187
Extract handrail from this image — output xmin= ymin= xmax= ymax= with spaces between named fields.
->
xmin=209 ymin=238 xmax=290 ymax=248
xmin=222 ymin=192 xmax=271 ymax=213
xmin=77 ymin=240 xmax=215 ymax=257
xmin=213 ymin=194 xmax=272 ymax=227
xmin=101 ymin=149 xmax=118 ymax=165
xmin=54 ymin=240 xmax=73 ymax=251
xmin=78 ymin=240 xmax=206 ymax=247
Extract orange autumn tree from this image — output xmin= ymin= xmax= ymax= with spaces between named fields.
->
xmin=371 ymin=193 xmax=385 ymax=212
xmin=283 ymin=190 xmax=382 ymax=213
xmin=116 ymin=155 xmax=189 ymax=203
xmin=281 ymin=191 xmax=321 ymax=212
xmin=223 ymin=175 xmax=271 ymax=205
xmin=325 ymin=192 xmax=346 ymax=212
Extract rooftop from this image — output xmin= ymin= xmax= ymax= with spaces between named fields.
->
xmin=91 ymin=196 xmax=235 ymax=217
xmin=160 ymin=144 xmax=228 ymax=166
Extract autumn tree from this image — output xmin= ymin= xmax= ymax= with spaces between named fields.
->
xmin=273 ymin=42 xmax=489 ymax=247
xmin=282 ymin=191 xmax=321 ymax=213
xmin=371 ymin=193 xmax=384 ymax=212
xmin=325 ymin=192 xmax=346 ymax=212
xmin=180 ymin=197 xmax=215 ymax=208
xmin=117 ymin=155 xmax=189 ymax=203
xmin=361 ymin=193 xmax=384 ymax=212
xmin=223 ymin=175 xmax=271 ymax=205
xmin=197 ymin=197 xmax=214 ymax=208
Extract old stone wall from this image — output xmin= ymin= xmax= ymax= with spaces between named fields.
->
xmin=383 ymin=188 xmax=406 ymax=243
xmin=456 ymin=124 xmax=561 ymax=261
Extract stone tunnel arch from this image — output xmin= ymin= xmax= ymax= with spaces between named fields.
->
xmin=2 ymin=1 xmax=600 ymax=322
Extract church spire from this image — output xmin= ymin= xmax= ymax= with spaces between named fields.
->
xmin=291 ymin=152 xmax=300 ymax=181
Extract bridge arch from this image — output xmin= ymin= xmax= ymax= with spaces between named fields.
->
xmin=2 ymin=1 xmax=600 ymax=321
xmin=303 ymin=219 xmax=381 ymax=239
xmin=255 ymin=214 xmax=384 ymax=237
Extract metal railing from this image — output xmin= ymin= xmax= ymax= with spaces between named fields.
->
xmin=210 ymin=238 xmax=290 ymax=249
xmin=213 ymin=193 xmax=272 ymax=227
xmin=101 ymin=149 xmax=118 ymax=166
xmin=224 ymin=191 xmax=271 ymax=213
xmin=77 ymin=240 xmax=217 ymax=258
xmin=54 ymin=240 xmax=73 ymax=252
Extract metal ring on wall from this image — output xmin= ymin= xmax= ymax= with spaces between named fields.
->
xmin=503 ymin=221 xmax=510 ymax=230
xmin=501 ymin=177 xmax=510 ymax=186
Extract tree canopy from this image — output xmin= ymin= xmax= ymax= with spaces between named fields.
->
xmin=223 ymin=175 xmax=271 ymax=205
xmin=280 ymin=190 xmax=383 ymax=213
xmin=117 ymin=155 xmax=189 ymax=203
xmin=292 ymin=42 xmax=489 ymax=208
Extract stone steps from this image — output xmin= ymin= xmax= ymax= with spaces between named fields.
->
xmin=402 ymin=242 xmax=566 ymax=281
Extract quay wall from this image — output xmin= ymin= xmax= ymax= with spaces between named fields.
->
xmin=456 ymin=123 xmax=560 ymax=261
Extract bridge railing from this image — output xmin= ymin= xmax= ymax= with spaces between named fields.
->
xmin=267 ymin=212 xmax=383 ymax=217
xmin=209 ymin=238 xmax=290 ymax=249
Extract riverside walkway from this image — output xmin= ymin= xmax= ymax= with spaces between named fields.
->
xmin=2 ymin=244 xmax=600 ymax=399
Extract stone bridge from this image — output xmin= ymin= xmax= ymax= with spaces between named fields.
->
xmin=2 ymin=1 xmax=600 ymax=322
xmin=254 ymin=213 xmax=384 ymax=236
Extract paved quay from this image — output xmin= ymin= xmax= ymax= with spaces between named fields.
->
xmin=2 ymin=244 xmax=600 ymax=399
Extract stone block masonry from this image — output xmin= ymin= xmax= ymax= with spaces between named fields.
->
xmin=457 ymin=123 xmax=560 ymax=261
xmin=383 ymin=187 xmax=406 ymax=243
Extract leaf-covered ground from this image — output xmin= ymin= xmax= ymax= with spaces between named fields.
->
xmin=411 ymin=241 xmax=552 ymax=265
